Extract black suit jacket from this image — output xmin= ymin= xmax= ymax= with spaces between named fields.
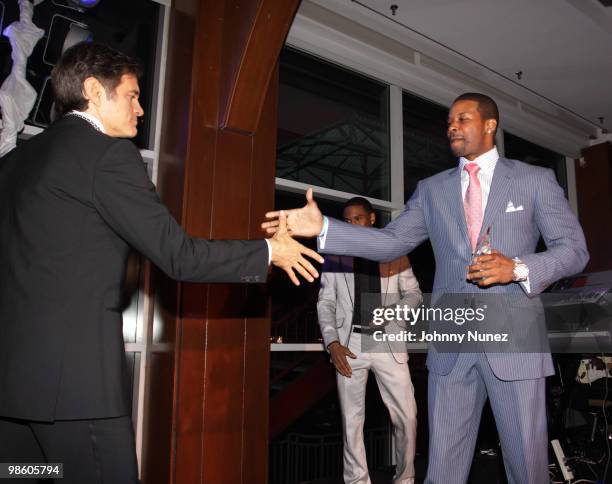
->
xmin=0 ymin=115 xmax=268 ymax=421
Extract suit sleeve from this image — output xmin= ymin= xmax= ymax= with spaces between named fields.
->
xmin=92 ymin=140 xmax=268 ymax=283
xmin=520 ymin=169 xmax=589 ymax=295
xmin=319 ymin=181 xmax=429 ymax=261
xmin=317 ymin=266 xmax=340 ymax=351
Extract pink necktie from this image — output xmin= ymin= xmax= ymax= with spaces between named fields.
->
xmin=464 ymin=163 xmax=483 ymax=252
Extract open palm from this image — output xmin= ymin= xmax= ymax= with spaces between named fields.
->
xmin=261 ymin=188 xmax=323 ymax=237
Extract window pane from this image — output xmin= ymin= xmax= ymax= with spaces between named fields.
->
xmin=503 ymin=132 xmax=568 ymax=195
xmin=14 ymin=0 xmax=161 ymax=149
xmin=402 ymin=92 xmax=455 ymax=202
xmin=402 ymin=92 xmax=455 ymax=292
xmin=277 ymin=48 xmax=390 ymax=200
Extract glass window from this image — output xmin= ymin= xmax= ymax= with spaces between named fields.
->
xmin=503 ymin=132 xmax=568 ymax=195
xmin=4 ymin=0 xmax=161 ymax=149
xmin=402 ymin=92 xmax=455 ymax=203
xmin=402 ymin=92 xmax=455 ymax=292
xmin=277 ymin=48 xmax=390 ymax=201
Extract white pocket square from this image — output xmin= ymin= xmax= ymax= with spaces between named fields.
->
xmin=505 ymin=201 xmax=524 ymax=213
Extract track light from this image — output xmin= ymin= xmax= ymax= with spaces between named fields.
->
xmin=67 ymin=0 xmax=101 ymax=7
xmin=52 ymin=0 xmax=101 ymax=12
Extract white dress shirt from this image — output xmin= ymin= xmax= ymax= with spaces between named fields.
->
xmin=69 ymin=110 xmax=106 ymax=133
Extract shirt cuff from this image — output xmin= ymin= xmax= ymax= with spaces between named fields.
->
xmin=264 ymin=239 xmax=272 ymax=266
xmin=519 ymin=276 xmax=531 ymax=294
xmin=318 ymin=216 xmax=329 ymax=250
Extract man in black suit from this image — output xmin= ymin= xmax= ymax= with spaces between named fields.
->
xmin=0 ymin=42 xmax=322 ymax=483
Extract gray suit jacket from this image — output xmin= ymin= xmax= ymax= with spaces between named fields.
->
xmin=317 ymin=255 xmax=422 ymax=363
xmin=319 ymin=158 xmax=589 ymax=380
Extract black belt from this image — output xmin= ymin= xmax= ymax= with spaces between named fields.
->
xmin=352 ymin=326 xmax=378 ymax=335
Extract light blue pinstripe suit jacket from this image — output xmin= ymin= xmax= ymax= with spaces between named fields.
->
xmin=320 ymin=157 xmax=589 ymax=381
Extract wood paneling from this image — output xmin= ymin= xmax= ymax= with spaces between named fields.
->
xmin=576 ymin=142 xmax=612 ymax=273
xmin=141 ymin=1 xmax=301 ymax=483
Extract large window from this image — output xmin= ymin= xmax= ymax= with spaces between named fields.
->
xmin=2 ymin=0 xmax=161 ymax=149
xmin=402 ymin=91 xmax=455 ymax=292
xmin=402 ymin=91 xmax=455 ymax=202
xmin=504 ymin=132 xmax=568 ymax=194
xmin=278 ymin=48 xmax=391 ymax=201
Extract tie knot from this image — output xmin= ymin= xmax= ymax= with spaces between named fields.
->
xmin=464 ymin=163 xmax=480 ymax=176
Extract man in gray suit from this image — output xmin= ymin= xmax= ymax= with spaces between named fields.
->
xmin=318 ymin=197 xmax=421 ymax=484
xmin=264 ymin=93 xmax=589 ymax=484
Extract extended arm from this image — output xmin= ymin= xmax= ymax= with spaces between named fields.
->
xmin=262 ymin=185 xmax=429 ymax=262
xmin=261 ymin=183 xmax=432 ymax=276
xmin=93 ymin=140 xmax=322 ymax=284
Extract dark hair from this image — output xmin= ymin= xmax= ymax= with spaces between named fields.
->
xmin=453 ymin=92 xmax=499 ymax=132
xmin=343 ymin=196 xmax=373 ymax=213
xmin=51 ymin=42 xmax=143 ymax=116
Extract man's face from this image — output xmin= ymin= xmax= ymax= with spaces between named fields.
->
xmin=447 ymin=100 xmax=495 ymax=160
xmin=98 ymin=74 xmax=143 ymax=138
xmin=343 ymin=204 xmax=375 ymax=227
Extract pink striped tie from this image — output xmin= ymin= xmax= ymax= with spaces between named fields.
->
xmin=464 ymin=163 xmax=483 ymax=252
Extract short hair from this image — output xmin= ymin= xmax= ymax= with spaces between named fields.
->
xmin=343 ymin=197 xmax=373 ymax=213
xmin=51 ymin=42 xmax=143 ymax=117
xmin=453 ymin=93 xmax=499 ymax=131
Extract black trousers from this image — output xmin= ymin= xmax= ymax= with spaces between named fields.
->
xmin=0 ymin=416 xmax=138 ymax=484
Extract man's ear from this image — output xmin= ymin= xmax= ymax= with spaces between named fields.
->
xmin=82 ymin=77 xmax=104 ymax=109
xmin=485 ymin=119 xmax=497 ymax=135
xmin=369 ymin=212 xmax=376 ymax=226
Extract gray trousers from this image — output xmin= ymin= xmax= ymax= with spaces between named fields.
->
xmin=336 ymin=332 xmax=417 ymax=484
xmin=425 ymin=352 xmax=548 ymax=484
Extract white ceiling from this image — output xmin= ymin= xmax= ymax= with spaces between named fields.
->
xmin=344 ymin=0 xmax=612 ymax=132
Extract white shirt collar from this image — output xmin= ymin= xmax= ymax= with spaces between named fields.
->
xmin=459 ymin=146 xmax=499 ymax=174
xmin=69 ymin=110 xmax=106 ymax=134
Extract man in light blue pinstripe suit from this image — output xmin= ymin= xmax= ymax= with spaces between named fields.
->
xmin=263 ymin=93 xmax=588 ymax=483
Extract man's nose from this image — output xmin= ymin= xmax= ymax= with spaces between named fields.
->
xmin=135 ymin=101 xmax=144 ymax=117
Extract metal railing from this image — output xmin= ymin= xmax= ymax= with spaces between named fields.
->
xmin=270 ymin=427 xmax=390 ymax=484
xmin=271 ymin=304 xmax=322 ymax=344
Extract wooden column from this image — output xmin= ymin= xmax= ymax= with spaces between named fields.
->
xmin=576 ymin=142 xmax=612 ymax=273
xmin=141 ymin=1 xmax=301 ymax=483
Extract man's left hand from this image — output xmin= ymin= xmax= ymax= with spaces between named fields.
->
xmin=269 ymin=210 xmax=324 ymax=286
xmin=466 ymin=249 xmax=514 ymax=287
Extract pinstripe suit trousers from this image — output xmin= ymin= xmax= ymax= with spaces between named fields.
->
xmin=424 ymin=353 xmax=547 ymax=484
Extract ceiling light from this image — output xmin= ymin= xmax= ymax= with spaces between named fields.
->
xmin=68 ymin=0 xmax=101 ymax=7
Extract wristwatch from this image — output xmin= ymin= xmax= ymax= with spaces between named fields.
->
xmin=512 ymin=257 xmax=529 ymax=282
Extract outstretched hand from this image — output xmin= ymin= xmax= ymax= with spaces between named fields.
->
xmin=261 ymin=188 xmax=324 ymax=238
xmin=269 ymin=210 xmax=324 ymax=286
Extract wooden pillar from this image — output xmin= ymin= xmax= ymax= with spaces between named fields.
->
xmin=141 ymin=1 xmax=301 ymax=483
xmin=576 ymin=142 xmax=612 ymax=273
